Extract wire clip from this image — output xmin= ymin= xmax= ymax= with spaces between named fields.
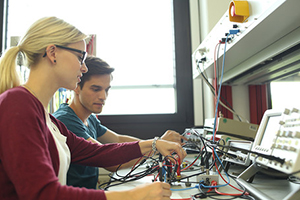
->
xmin=229 ymin=29 xmax=240 ymax=35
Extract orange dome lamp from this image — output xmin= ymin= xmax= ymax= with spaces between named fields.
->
xmin=229 ymin=1 xmax=250 ymax=23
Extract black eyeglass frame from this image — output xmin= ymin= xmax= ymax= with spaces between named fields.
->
xmin=42 ymin=45 xmax=87 ymax=65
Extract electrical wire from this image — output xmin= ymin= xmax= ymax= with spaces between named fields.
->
xmin=212 ymin=181 xmax=249 ymax=198
xmin=216 ymin=40 xmax=222 ymax=82
xmin=212 ymin=34 xmax=230 ymax=140
xmin=180 ymin=152 xmax=201 ymax=172
xmin=195 ymin=36 xmax=253 ymax=198
xmin=196 ymin=64 xmax=247 ymax=122
xmin=214 ymin=42 xmax=221 ymax=111
xmin=212 ymin=149 xmax=249 ymax=195
xmin=101 ymin=106 xmax=254 ymax=198
xmin=195 ymin=44 xmax=247 ymax=122
xmin=180 ymin=127 xmax=253 ymax=198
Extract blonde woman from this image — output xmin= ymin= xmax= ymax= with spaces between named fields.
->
xmin=0 ymin=17 xmax=186 ymax=200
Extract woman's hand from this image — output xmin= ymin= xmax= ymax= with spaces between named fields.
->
xmin=105 ymin=182 xmax=172 ymax=200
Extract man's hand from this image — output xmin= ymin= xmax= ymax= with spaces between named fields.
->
xmin=161 ymin=130 xmax=187 ymax=146
xmin=155 ymin=139 xmax=187 ymax=163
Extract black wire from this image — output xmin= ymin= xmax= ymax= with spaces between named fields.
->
xmin=186 ymin=130 xmax=220 ymax=171
xmin=207 ymin=195 xmax=241 ymax=200
xmin=114 ymin=156 xmax=151 ymax=179
xmin=98 ymin=172 xmax=114 ymax=189
xmin=288 ymin=176 xmax=300 ymax=184
xmin=200 ymin=140 xmax=246 ymax=199
xmin=103 ymin=166 xmax=158 ymax=190
xmin=196 ymin=59 xmax=243 ymax=122
xmin=101 ymin=154 xmax=161 ymax=189
xmin=183 ymin=142 xmax=201 ymax=152
xmin=239 ymin=195 xmax=256 ymax=200
xmin=103 ymin=152 xmax=184 ymax=189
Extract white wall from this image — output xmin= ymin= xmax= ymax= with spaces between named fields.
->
xmin=199 ymin=0 xmax=231 ymax=40
xmin=232 ymin=85 xmax=250 ymax=122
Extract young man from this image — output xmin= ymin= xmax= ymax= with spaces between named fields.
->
xmin=53 ymin=55 xmax=186 ymax=189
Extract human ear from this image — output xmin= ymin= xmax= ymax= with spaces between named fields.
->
xmin=44 ymin=44 xmax=57 ymax=64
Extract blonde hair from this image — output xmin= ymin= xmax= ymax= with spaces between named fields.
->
xmin=0 ymin=16 xmax=87 ymax=94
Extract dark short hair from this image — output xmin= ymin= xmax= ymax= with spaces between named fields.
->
xmin=78 ymin=55 xmax=115 ymax=88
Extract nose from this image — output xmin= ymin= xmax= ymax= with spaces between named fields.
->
xmin=98 ymin=90 xmax=108 ymax=101
xmin=81 ymin=62 xmax=88 ymax=73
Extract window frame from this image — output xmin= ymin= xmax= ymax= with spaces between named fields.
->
xmin=1 ymin=0 xmax=8 ymax=53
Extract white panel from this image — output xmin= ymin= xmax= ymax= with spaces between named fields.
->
xmin=193 ymin=0 xmax=300 ymax=83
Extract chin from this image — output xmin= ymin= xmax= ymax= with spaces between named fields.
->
xmin=91 ymin=108 xmax=102 ymax=114
xmin=97 ymin=109 xmax=103 ymax=114
xmin=64 ymin=83 xmax=77 ymax=91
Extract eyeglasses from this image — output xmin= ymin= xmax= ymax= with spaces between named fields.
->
xmin=43 ymin=45 xmax=87 ymax=65
xmin=56 ymin=45 xmax=87 ymax=65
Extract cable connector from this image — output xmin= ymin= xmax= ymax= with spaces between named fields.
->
xmin=229 ymin=29 xmax=240 ymax=35
xmin=221 ymin=37 xmax=232 ymax=43
xmin=197 ymin=174 xmax=219 ymax=186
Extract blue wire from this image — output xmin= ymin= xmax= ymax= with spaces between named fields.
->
xmin=212 ymin=34 xmax=230 ymax=141
xmin=171 ymin=35 xmax=233 ymax=191
xmin=199 ymin=151 xmax=231 ymax=189
xmin=163 ymin=166 xmax=167 ymax=182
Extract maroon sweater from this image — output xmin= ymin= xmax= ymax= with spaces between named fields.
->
xmin=0 ymin=86 xmax=142 ymax=200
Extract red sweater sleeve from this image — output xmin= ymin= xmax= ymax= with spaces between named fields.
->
xmin=0 ymin=87 xmax=142 ymax=200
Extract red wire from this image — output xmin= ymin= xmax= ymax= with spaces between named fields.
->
xmin=212 ymin=148 xmax=249 ymax=195
xmin=154 ymin=172 xmax=159 ymax=181
xmin=130 ymin=150 xmax=153 ymax=171
xmin=181 ymin=142 xmax=205 ymax=172
xmin=213 ymin=42 xmax=221 ymax=139
xmin=181 ymin=153 xmax=201 ymax=172
xmin=211 ymin=181 xmax=246 ymax=196
xmin=206 ymin=186 xmax=214 ymax=193
xmin=213 ymin=42 xmax=220 ymax=103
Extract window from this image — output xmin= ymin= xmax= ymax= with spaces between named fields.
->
xmin=270 ymin=74 xmax=300 ymax=111
xmin=6 ymin=0 xmax=175 ymax=115
xmin=3 ymin=0 xmax=194 ymax=137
